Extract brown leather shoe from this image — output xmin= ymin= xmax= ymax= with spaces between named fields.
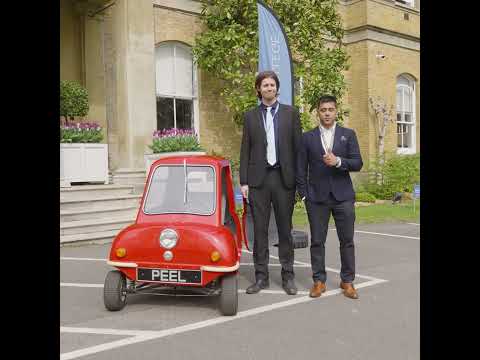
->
xmin=309 ymin=281 xmax=326 ymax=298
xmin=340 ymin=281 xmax=359 ymax=299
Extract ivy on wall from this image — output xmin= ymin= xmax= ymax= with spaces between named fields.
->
xmin=192 ymin=0 xmax=349 ymax=130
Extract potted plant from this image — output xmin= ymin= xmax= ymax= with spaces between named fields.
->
xmin=60 ymin=80 xmax=109 ymax=187
xmin=144 ymin=128 xmax=205 ymax=173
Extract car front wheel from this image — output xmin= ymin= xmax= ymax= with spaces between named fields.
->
xmin=103 ymin=270 xmax=127 ymax=311
xmin=219 ymin=273 xmax=238 ymax=316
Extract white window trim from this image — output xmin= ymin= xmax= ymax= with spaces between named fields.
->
xmin=396 ymin=0 xmax=414 ymax=8
xmin=396 ymin=77 xmax=416 ymax=155
xmin=155 ymin=42 xmax=200 ymax=138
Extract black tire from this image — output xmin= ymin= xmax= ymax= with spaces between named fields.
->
xmin=103 ymin=270 xmax=127 ymax=311
xmin=219 ymin=273 xmax=238 ymax=316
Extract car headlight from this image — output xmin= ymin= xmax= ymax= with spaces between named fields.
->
xmin=159 ymin=229 xmax=178 ymax=249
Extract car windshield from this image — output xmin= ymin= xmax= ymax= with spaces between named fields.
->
xmin=143 ymin=165 xmax=216 ymax=215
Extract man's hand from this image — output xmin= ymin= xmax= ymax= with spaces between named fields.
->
xmin=323 ymin=152 xmax=338 ymax=167
xmin=241 ymin=185 xmax=249 ymax=199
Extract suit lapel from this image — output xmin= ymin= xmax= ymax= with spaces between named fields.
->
xmin=331 ymin=124 xmax=342 ymax=154
xmin=277 ymin=103 xmax=285 ymax=143
xmin=255 ymin=107 xmax=267 ymax=146
xmin=312 ymin=127 xmax=325 ymax=156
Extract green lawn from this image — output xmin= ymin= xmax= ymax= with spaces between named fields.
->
xmin=292 ymin=200 xmax=420 ymax=229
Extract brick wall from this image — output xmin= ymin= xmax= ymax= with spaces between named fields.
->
xmin=153 ymin=7 xmax=242 ymax=163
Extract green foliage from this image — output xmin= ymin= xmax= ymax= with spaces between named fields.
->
xmin=60 ymin=123 xmax=104 ymax=143
xmin=355 ymin=192 xmax=376 ymax=203
xmin=148 ymin=129 xmax=203 ymax=153
xmin=60 ymin=80 xmax=89 ymax=121
xmin=149 ymin=137 xmax=202 ymax=153
xmin=364 ymin=153 xmax=420 ymax=200
xmin=193 ymin=0 xmax=348 ymax=129
xmin=207 ymin=149 xmax=241 ymax=185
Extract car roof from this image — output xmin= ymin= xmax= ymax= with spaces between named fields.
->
xmin=151 ymin=155 xmax=230 ymax=168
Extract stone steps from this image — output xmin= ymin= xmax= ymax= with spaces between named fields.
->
xmin=60 ymin=194 xmax=142 ymax=211
xmin=60 ymin=215 xmax=136 ymax=236
xmin=60 ymin=184 xmax=141 ymax=245
xmin=60 ymin=205 xmax=138 ymax=222
xmin=60 ymin=184 xmax=135 ymax=201
xmin=60 ymin=230 xmax=122 ymax=246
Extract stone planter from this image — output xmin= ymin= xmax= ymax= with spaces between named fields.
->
xmin=60 ymin=143 xmax=109 ymax=187
xmin=144 ymin=151 xmax=207 ymax=175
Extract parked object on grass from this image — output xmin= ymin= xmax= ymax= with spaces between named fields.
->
xmin=392 ymin=192 xmax=403 ymax=204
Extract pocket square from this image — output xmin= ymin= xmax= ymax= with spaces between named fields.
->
xmin=341 ymin=135 xmax=347 ymax=141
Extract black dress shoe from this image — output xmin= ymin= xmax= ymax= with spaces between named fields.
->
xmin=282 ymin=279 xmax=298 ymax=295
xmin=246 ymin=279 xmax=270 ymax=294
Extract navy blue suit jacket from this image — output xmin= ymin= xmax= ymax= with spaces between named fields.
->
xmin=296 ymin=125 xmax=363 ymax=202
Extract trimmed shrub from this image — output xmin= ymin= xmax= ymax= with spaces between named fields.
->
xmin=355 ymin=192 xmax=376 ymax=203
xmin=60 ymin=80 xmax=89 ymax=122
xmin=365 ymin=153 xmax=420 ymax=200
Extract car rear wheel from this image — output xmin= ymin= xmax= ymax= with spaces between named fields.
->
xmin=219 ymin=273 xmax=238 ymax=316
xmin=103 ymin=270 xmax=127 ymax=311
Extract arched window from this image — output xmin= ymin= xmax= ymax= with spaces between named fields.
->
xmin=396 ymin=74 xmax=416 ymax=154
xmin=155 ymin=42 xmax=198 ymax=132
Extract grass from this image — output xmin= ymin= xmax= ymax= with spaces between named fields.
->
xmin=292 ymin=199 xmax=420 ymax=229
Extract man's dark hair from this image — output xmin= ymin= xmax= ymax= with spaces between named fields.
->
xmin=255 ymin=71 xmax=280 ymax=99
xmin=317 ymin=95 xmax=337 ymax=109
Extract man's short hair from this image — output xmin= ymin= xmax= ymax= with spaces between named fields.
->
xmin=317 ymin=95 xmax=337 ymax=109
xmin=255 ymin=71 xmax=280 ymax=99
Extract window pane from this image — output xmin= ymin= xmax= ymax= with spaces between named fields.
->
xmin=397 ymin=112 xmax=402 ymax=122
xmin=396 ymin=88 xmax=402 ymax=111
xmin=397 ymin=75 xmax=410 ymax=87
xmin=155 ymin=45 xmax=175 ymax=95
xmin=404 ymin=113 xmax=412 ymax=123
xmin=397 ymin=123 xmax=403 ymax=147
xmin=175 ymin=45 xmax=193 ymax=98
xmin=175 ymin=99 xmax=193 ymax=129
xmin=144 ymin=166 xmax=215 ymax=215
xmin=157 ymin=97 xmax=174 ymax=130
xmin=404 ymin=87 xmax=412 ymax=112
xmin=404 ymin=125 xmax=412 ymax=148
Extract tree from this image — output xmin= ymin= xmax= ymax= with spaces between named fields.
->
xmin=192 ymin=0 xmax=349 ymax=130
xmin=368 ymin=96 xmax=395 ymax=184
xmin=60 ymin=80 xmax=89 ymax=125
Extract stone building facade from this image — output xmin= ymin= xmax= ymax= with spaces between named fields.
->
xmin=60 ymin=0 xmax=420 ymax=181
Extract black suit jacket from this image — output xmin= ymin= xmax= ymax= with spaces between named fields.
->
xmin=240 ymin=103 xmax=302 ymax=189
xmin=296 ymin=125 xmax=363 ymax=202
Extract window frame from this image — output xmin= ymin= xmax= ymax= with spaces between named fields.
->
xmin=155 ymin=41 xmax=200 ymax=139
xmin=396 ymin=74 xmax=416 ymax=155
xmin=396 ymin=0 xmax=415 ymax=7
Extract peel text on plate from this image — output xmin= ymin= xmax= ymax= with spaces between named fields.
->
xmin=151 ymin=269 xmax=186 ymax=282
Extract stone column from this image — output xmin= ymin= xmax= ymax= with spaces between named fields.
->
xmin=84 ymin=15 xmax=107 ymax=131
xmin=111 ymin=0 xmax=156 ymax=173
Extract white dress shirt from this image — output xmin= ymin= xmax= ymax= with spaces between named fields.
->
xmin=319 ymin=123 xmax=342 ymax=168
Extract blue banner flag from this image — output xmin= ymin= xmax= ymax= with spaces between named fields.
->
xmin=257 ymin=1 xmax=294 ymax=106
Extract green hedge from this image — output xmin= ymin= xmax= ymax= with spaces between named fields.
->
xmin=355 ymin=192 xmax=376 ymax=203
xmin=365 ymin=153 xmax=420 ymax=200
xmin=60 ymin=80 xmax=89 ymax=121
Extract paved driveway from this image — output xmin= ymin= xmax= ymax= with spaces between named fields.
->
xmin=61 ymin=222 xmax=419 ymax=360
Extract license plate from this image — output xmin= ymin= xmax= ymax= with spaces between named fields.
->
xmin=137 ymin=268 xmax=202 ymax=284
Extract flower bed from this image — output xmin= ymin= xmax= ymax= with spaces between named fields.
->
xmin=148 ymin=128 xmax=202 ymax=153
xmin=60 ymin=122 xmax=104 ymax=143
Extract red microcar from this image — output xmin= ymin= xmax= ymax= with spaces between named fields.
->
xmin=103 ymin=155 xmax=249 ymax=316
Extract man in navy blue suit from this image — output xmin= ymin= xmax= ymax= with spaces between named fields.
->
xmin=296 ymin=95 xmax=363 ymax=299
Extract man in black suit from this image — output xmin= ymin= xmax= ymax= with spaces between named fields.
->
xmin=296 ymin=95 xmax=363 ymax=299
xmin=239 ymin=71 xmax=302 ymax=295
